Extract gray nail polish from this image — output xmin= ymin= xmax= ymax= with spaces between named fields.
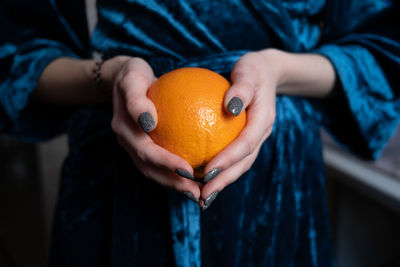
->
xmin=202 ymin=191 xmax=219 ymax=211
xmin=183 ymin=192 xmax=199 ymax=203
xmin=138 ymin=112 xmax=155 ymax=133
xmin=204 ymin=168 xmax=221 ymax=183
xmin=202 ymin=202 xmax=212 ymax=211
xmin=176 ymin=169 xmax=194 ymax=180
xmin=227 ymin=97 xmax=243 ymax=116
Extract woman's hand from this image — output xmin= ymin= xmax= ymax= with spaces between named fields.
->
xmin=107 ymin=56 xmax=202 ymax=202
xmin=199 ymin=50 xmax=281 ymax=210
xmin=37 ymin=50 xmax=334 ymax=209
xmin=199 ymin=49 xmax=336 ymax=210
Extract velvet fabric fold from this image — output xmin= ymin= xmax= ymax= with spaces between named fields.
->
xmin=1 ymin=0 xmax=399 ymax=266
xmin=0 ymin=0 xmax=89 ymax=141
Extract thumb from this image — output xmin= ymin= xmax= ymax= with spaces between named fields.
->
xmin=224 ymin=63 xmax=257 ymax=116
xmin=117 ymin=60 xmax=158 ymax=133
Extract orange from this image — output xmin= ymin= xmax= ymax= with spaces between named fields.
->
xmin=147 ymin=67 xmax=246 ymax=178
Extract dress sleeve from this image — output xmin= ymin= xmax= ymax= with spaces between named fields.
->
xmin=312 ymin=0 xmax=400 ymax=159
xmin=0 ymin=0 xmax=89 ymax=142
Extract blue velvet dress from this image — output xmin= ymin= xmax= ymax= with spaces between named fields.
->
xmin=1 ymin=0 xmax=400 ymax=266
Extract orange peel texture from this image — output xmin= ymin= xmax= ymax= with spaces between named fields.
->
xmin=147 ymin=67 xmax=246 ymax=178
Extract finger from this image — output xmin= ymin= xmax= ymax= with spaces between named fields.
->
xmin=113 ymin=88 xmax=197 ymax=181
xmin=224 ymin=61 xmax=259 ymax=116
xmin=200 ymin=143 xmax=261 ymax=210
xmin=114 ymin=106 xmax=196 ymax=180
xmin=117 ymin=61 xmax=158 ymax=133
xmin=129 ymin=151 xmax=201 ymax=202
xmin=204 ymin=100 xmax=274 ymax=182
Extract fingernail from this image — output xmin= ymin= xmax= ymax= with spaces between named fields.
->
xmin=204 ymin=168 xmax=221 ymax=183
xmin=183 ymin=192 xmax=199 ymax=203
xmin=138 ymin=112 xmax=155 ymax=133
xmin=202 ymin=191 xmax=219 ymax=211
xmin=227 ymin=97 xmax=243 ymax=116
xmin=176 ymin=169 xmax=194 ymax=180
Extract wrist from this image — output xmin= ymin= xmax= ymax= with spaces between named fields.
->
xmin=101 ymin=56 xmax=130 ymax=90
xmin=83 ymin=59 xmax=96 ymax=89
xmin=259 ymin=48 xmax=290 ymax=89
xmin=260 ymin=49 xmax=336 ymax=97
xmin=82 ymin=59 xmax=110 ymax=102
xmin=84 ymin=56 xmax=130 ymax=102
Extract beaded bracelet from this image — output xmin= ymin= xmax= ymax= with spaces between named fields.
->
xmin=93 ymin=56 xmax=112 ymax=98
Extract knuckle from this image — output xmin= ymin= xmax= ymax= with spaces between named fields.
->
xmin=232 ymin=68 xmax=247 ymax=81
xmin=171 ymin=182 xmax=185 ymax=192
xmin=174 ymin=178 xmax=192 ymax=193
xmin=245 ymin=139 xmax=257 ymax=156
xmin=238 ymin=61 xmax=258 ymax=75
xmin=124 ymin=58 xmax=139 ymax=70
xmin=245 ymin=61 xmax=259 ymax=74
xmin=140 ymin=169 xmax=151 ymax=179
xmin=136 ymin=148 xmax=148 ymax=163
xmin=117 ymin=73 xmax=133 ymax=91
xmin=133 ymin=72 xmax=149 ymax=87
xmin=118 ymin=71 xmax=149 ymax=92
xmin=115 ymin=55 xmax=130 ymax=65
xmin=239 ymin=80 xmax=254 ymax=93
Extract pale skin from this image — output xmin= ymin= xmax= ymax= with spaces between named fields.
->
xmin=36 ymin=49 xmax=336 ymax=209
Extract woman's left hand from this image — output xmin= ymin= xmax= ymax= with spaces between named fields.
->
xmin=199 ymin=48 xmax=336 ymax=210
xmin=199 ymin=49 xmax=282 ymax=210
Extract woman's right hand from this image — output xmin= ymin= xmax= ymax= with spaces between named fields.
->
xmin=104 ymin=56 xmax=201 ymax=202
